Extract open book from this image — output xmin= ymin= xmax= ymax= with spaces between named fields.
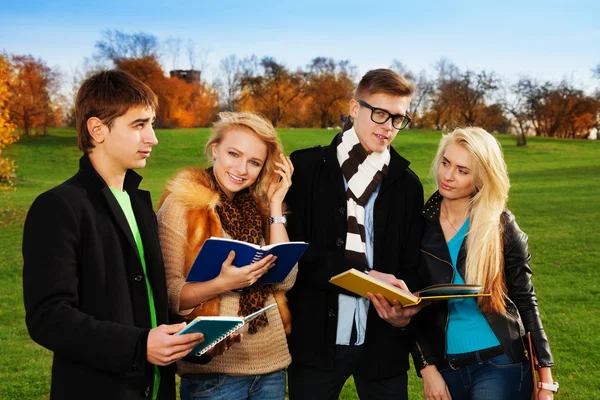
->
xmin=329 ymin=268 xmax=490 ymax=307
xmin=186 ymin=237 xmax=308 ymax=286
xmin=178 ymin=303 xmax=277 ymax=356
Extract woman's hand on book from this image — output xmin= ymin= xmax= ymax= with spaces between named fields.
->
xmin=205 ymin=333 xmax=243 ymax=358
xmin=267 ymin=154 xmax=294 ymax=212
xmin=216 ymin=251 xmax=277 ymax=291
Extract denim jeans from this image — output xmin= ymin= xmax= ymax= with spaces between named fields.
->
xmin=180 ymin=369 xmax=286 ymax=400
xmin=441 ymin=352 xmax=533 ymax=400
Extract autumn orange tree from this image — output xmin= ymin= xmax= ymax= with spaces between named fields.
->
xmin=7 ymin=55 xmax=60 ymax=135
xmin=115 ymin=56 xmax=219 ymax=127
xmin=510 ymin=78 xmax=598 ymax=139
xmin=304 ymin=57 xmax=355 ymax=128
xmin=0 ymin=54 xmax=18 ymax=188
xmin=419 ymin=61 xmax=508 ymax=133
xmin=95 ymin=31 xmax=219 ymax=128
xmin=239 ymin=58 xmax=305 ymax=127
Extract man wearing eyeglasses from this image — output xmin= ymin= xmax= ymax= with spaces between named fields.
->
xmin=285 ymin=69 xmax=425 ymax=399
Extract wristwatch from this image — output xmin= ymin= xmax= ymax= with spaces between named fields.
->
xmin=538 ymin=381 xmax=559 ymax=393
xmin=268 ymin=216 xmax=287 ymax=225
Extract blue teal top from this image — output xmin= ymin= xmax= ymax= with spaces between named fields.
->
xmin=446 ymin=217 xmax=500 ymax=354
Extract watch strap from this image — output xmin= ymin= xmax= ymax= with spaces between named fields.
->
xmin=537 ymin=381 xmax=559 ymax=393
xmin=268 ymin=216 xmax=287 ymax=225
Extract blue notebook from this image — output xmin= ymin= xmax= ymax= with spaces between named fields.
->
xmin=177 ymin=303 xmax=277 ymax=356
xmin=186 ymin=237 xmax=308 ymax=286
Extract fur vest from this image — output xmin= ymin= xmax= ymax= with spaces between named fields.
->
xmin=159 ymin=167 xmax=292 ymax=334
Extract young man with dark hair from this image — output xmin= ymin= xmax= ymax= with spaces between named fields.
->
xmin=285 ymin=68 xmax=425 ymax=400
xmin=22 ymin=70 xmax=204 ymax=400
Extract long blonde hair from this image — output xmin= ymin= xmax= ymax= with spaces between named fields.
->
xmin=433 ymin=127 xmax=510 ymax=313
xmin=205 ymin=111 xmax=284 ymax=206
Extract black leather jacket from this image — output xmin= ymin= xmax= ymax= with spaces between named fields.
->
xmin=411 ymin=192 xmax=554 ymax=373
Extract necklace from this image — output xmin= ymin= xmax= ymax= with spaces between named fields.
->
xmin=441 ymin=207 xmax=460 ymax=233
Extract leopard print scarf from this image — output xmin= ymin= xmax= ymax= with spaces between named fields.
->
xmin=206 ymin=167 xmax=273 ymax=334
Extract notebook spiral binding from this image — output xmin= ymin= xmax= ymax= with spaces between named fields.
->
xmin=193 ymin=321 xmax=244 ymax=356
xmin=251 ymin=250 xmax=265 ymax=263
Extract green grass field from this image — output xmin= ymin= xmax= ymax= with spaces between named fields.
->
xmin=0 ymin=127 xmax=598 ymax=399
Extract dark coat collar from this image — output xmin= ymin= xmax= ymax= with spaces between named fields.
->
xmin=76 ymin=153 xmax=146 ymax=271
xmin=77 ymin=154 xmax=143 ymax=193
xmin=76 ymin=155 xmax=169 ymax=325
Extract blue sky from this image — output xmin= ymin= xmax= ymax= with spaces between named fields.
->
xmin=1 ymin=0 xmax=599 ymax=90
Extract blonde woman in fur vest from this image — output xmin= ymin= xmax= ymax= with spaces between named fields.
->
xmin=157 ymin=112 xmax=295 ymax=400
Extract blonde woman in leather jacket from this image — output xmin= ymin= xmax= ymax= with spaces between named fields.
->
xmin=412 ymin=127 xmax=556 ymax=400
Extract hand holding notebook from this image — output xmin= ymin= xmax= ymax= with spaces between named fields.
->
xmin=329 ymin=268 xmax=489 ymax=307
xmin=177 ymin=303 xmax=277 ymax=356
xmin=186 ymin=237 xmax=308 ymax=287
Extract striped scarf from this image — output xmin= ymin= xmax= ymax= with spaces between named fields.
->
xmin=336 ymin=127 xmax=390 ymax=265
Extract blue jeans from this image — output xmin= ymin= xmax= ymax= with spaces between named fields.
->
xmin=441 ymin=352 xmax=533 ymax=400
xmin=180 ymin=370 xmax=287 ymax=400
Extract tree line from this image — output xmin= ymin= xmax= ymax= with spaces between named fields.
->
xmin=1 ymin=30 xmax=600 ymax=148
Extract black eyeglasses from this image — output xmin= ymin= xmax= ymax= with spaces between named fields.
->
xmin=358 ymin=100 xmax=411 ymax=130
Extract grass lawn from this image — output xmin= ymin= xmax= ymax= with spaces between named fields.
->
xmin=0 ymin=127 xmax=598 ymax=399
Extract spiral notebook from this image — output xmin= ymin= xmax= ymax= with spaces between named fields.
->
xmin=177 ymin=303 xmax=276 ymax=356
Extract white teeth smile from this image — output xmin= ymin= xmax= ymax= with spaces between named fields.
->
xmin=228 ymin=173 xmax=243 ymax=182
xmin=375 ymin=134 xmax=387 ymax=140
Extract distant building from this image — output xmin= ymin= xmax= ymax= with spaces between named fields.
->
xmin=169 ymin=69 xmax=201 ymax=83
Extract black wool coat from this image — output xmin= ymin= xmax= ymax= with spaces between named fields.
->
xmin=285 ymin=134 xmax=424 ymax=379
xmin=23 ymin=155 xmax=175 ymax=400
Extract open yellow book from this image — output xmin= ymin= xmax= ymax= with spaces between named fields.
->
xmin=329 ymin=268 xmax=490 ymax=307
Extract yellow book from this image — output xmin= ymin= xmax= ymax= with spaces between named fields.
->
xmin=329 ymin=269 xmax=490 ymax=307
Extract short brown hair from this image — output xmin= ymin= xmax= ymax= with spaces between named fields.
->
xmin=355 ymin=68 xmax=413 ymax=99
xmin=75 ymin=70 xmax=158 ymax=153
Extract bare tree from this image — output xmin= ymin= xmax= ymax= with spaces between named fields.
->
xmin=454 ymin=70 xmax=498 ymax=125
xmin=593 ymin=62 xmax=600 ymax=80
xmin=94 ymin=30 xmax=161 ymax=63
xmin=389 ymin=60 xmax=433 ymax=125
xmin=427 ymin=59 xmax=461 ymax=130
xmin=186 ymin=39 xmax=211 ymax=80
xmin=218 ymin=55 xmax=244 ymax=111
xmin=411 ymin=71 xmax=434 ymax=123
xmin=163 ymin=37 xmax=182 ymax=70
xmin=498 ymin=81 xmax=526 ymax=145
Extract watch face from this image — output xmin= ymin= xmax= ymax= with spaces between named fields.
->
xmin=538 ymin=382 xmax=559 ymax=392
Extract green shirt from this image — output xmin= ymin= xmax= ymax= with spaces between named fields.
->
xmin=110 ymin=188 xmax=160 ymax=400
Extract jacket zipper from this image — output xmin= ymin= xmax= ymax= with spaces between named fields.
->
xmin=415 ymin=340 xmax=428 ymax=368
xmin=506 ymin=298 xmax=531 ymax=360
xmin=421 ymin=249 xmax=454 ymax=362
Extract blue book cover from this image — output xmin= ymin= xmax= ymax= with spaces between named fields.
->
xmin=177 ymin=304 xmax=276 ymax=356
xmin=185 ymin=237 xmax=308 ymax=286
